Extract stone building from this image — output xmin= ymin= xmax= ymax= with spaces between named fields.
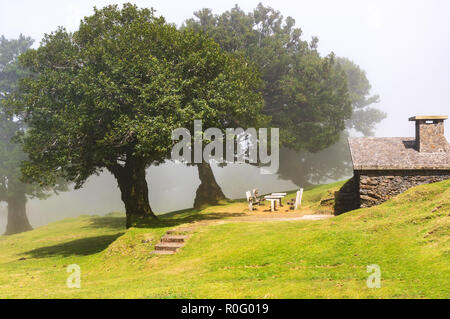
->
xmin=335 ymin=116 xmax=450 ymax=214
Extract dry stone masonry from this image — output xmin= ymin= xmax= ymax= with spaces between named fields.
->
xmin=335 ymin=115 xmax=450 ymax=214
xmin=358 ymin=170 xmax=450 ymax=208
xmin=414 ymin=116 xmax=450 ymax=153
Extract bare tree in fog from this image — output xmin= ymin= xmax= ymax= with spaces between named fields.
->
xmin=0 ymin=35 xmax=67 ymax=235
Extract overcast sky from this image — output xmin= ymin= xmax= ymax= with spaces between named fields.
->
xmin=1 ymin=0 xmax=449 ymax=230
xmin=2 ymin=0 xmax=449 ymax=139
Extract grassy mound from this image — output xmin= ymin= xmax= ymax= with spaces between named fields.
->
xmin=0 ymin=180 xmax=448 ymax=298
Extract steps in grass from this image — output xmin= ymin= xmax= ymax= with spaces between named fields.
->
xmin=152 ymin=228 xmax=193 ymax=255
xmin=160 ymin=235 xmax=189 ymax=243
xmin=166 ymin=227 xmax=195 ymax=235
xmin=154 ymin=242 xmax=184 ymax=252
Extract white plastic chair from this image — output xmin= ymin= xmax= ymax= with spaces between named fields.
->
xmin=294 ymin=188 xmax=304 ymax=210
xmin=246 ymin=191 xmax=253 ymax=211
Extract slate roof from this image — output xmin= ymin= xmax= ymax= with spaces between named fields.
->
xmin=348 ymin=137 xmax=450 ymax=170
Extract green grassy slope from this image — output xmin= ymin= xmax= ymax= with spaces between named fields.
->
xmin=0 ymin=180 xmax=448 ymax=298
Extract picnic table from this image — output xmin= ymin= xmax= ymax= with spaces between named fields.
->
xmin=264 ymin=193 xmax=287 ymax=212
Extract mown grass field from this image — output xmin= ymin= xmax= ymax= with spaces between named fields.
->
xmin=0 ymin=180 xmax=448 ymax=298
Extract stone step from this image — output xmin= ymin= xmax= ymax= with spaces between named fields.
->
xmin=166 ymin=227 xmax=194 ymax=235
xmin=151 ymin=227 xmax=195 ymax=255
xmin=161 ymin=235 xmax=189 ymax=243
xmin=154 ymin=242 xmax=184 ymax=252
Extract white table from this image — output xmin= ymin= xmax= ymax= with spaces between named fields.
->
xmin=271 ymin=193 xmax=287 ymax=207
xmin=264 ymin=195 xmax=285 ymax=211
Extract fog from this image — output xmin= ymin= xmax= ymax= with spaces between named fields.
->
xmin=1 ymin=0 xmax=449 ymax=232
xmin=0 ymin=162 xmax=297 ymax=232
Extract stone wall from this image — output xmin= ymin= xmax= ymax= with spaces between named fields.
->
xmin=334 ymin=175 xmax=360 ymax=215
xmin=335 ymin=169 xmax=450 ymax=213
xmin=358 ymin=170 xmax=450 ymax=208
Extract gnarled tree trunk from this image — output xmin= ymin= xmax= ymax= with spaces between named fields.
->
xmin=108 ymin=161 xmax=156 ymax=228
xmin=193 ymin=161 xmax=227 ymax=209
xmin=4 ymin=193 xmax=32 ymax=235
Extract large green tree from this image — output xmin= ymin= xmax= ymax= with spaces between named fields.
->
xmin=6 ymin=4 xmax=263 ymax=227
xmin=0 ymin=35 xmax=67 ymax=235
xmin=277 ymin=58 xmax=386 ymax=187
xmin=184 ymin=4 xmax=352 ymax=203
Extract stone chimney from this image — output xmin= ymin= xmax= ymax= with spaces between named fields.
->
xmin=409 ymin=116 xmax=449 ymax=153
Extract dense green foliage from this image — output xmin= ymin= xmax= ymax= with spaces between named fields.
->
xmin=184 ymin=4 xmax=386 ymax=190
xmin=184 ymin=4 xmax=352 ymax=152
xmin=277 ymin=58 xmax=386 ymax=186
xmin=6 ymin=4 xmax=264 ymax=225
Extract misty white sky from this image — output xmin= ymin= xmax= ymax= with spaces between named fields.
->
xmin=1 ymin=0 xmax=449 ymax=231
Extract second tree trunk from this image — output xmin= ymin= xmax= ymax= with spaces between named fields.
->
xmin=193 ymin=161 xmax=227 ymax=209
xmin=4 ymin=193 xmax=32 ymax=235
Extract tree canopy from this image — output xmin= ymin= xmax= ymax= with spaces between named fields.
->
xmin=337 ymin=57 xmax=386 ymax=136
xmin=184 ymin=4 xmax=353 ymax=152
xmin=184 ymin=4 xmax=386 ymax=190
xmin=6 ymin=4 xmax=264 ymax=226
xmin=277 ymin=58 xmax=386 ymax=187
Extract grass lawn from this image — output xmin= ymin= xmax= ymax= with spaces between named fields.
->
xmin=0 ymin=180 xmax=448 ymax=298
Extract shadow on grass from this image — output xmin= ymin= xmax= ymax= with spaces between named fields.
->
xmin=84 ymin=202 xmax=247 ymax=231
xmin=22 ymin=233 xmax=124 ymax=258
xmin=84 ymin=216 xmax=126 ymax=230
xmin=135 ymin=211 xmax=247 ymax=229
